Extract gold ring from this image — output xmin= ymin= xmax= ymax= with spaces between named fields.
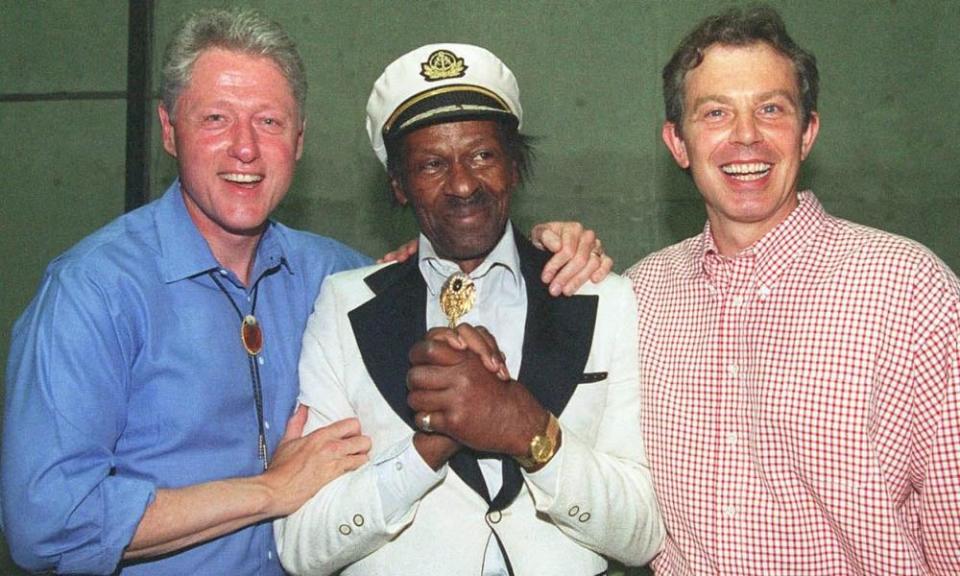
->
xmin=591 ymin=247 xmax=603 ymax=258
xmin=420 ymin=413 xmax=433 ymax=433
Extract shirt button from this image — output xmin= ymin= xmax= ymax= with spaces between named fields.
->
xmin=732 ymin=295 xmax=744 ymax=307
xmin=758 ymin=285 xmax=771 ymax=299
xmin=258 ymin=356 xmax=265 ymax=365
xmin=268 ymin=550 xmax=273 ymax=560
xmin=727 ymin=362 xmax=739 ymax=377
xmin=726 ymin=432 xmax=738 ymax=446
xmin=395 ymin=461 xmax=404 ymax=471
xmin=264 ymin=420 xmax=270 ymax=430
xmin=723 ymin=505 xmax=737 ymax=518
xmin=219 ymin=268 xmax=228 ymax=276
xmin=487 ymin=510 xmax=502 ymax=524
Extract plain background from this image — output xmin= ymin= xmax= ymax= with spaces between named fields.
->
xmin=2 ymin=1 xmax=958 ymax=574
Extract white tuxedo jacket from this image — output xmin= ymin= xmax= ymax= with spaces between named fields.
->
xmin=276 ymin=234 xmax=662 ymax=575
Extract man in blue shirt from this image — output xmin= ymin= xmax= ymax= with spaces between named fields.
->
xmin=2 ymin=10 xmax=608 ymax=575
xmin=1 ymin=9 xmax=374 ymax=575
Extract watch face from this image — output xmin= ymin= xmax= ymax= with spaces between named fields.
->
xmin=531 ymin=436 xmax=554 ymax=463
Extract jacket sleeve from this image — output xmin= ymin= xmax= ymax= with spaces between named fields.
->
xmin=523 ymin=276 xmax=664 ymax=566
xmin=1 ymin=265 xmax=154 ymax=574
xmin=275 ymin=276 xmax=441 ymax=575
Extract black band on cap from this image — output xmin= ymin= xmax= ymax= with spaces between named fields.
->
xmin=383 ymin=85 xmax=515 ymax=140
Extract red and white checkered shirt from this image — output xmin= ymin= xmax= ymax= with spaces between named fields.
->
xmin=626 ymin=192 xmax=960 ymax=575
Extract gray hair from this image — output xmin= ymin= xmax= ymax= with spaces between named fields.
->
xmin=160 ymin=8 xmax=307 ymax=124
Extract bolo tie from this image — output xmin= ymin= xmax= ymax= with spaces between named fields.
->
xmin=209 ymin=271 xmax=269 ymax=471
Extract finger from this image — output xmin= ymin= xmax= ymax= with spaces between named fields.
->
xmin=406 ymin=364 xmax=456 ymax=392
xmin=281 ymin=404 xmax=309 ymax=442
xmin=406 ymin=389 xmax=450 ymax=413
xmin=530 ymin=223 xmax=560 ymax=251
xmin=378 ymin=239 xmax=418 ymax=264
xmin=307 ymin=416 xmax=361 ymax=441
xmin=335 ymin=434 xmax=372 ymax=456
xmin=409 ymin=337 xmax=466 ymax=367
xmin=589 ymin=253 xmax=614 ymax=283
xmin=453 ymin=325 xmax=504 ymax=375
xmin=540 ymin=232 xmax=577 ymax=288
xmin=423 ymin=326 xmax=467 ymax=350
xmin=550 ymin=228 xmax=595 ymax=296
xmin=339 ymin=453 xmax=370 ymax=473
xmin=414 ymin=410 xmax=447 ymax=435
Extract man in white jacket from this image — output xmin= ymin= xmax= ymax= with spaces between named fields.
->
xmin=275 ymin=43 xmax=663 ymax=576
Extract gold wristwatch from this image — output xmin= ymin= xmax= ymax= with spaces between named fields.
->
xmin=515 ymin=413 xmax=561 ymax=470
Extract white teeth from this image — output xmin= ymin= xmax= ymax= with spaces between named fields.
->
xmin=722 ymin=162 xmax=771 ymax=178
xmin=222 ymin=173 xmax=263 ymax=183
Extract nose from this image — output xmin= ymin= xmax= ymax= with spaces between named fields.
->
xmin=447 ymin=160 xmax=480 ymax=198
xmin=730 ymin=113 xmax=761 ymax=147
xmin=228 ymin=120 xmax=260 ymax=163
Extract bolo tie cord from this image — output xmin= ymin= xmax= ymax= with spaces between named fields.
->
xmin=209 ymin=271 xmax=269 ymax=470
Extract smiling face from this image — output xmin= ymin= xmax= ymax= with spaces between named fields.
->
xmin=662 ymin=42 xmax=819 ymax=255
xmin=158 ymin=48 xmax=304 ymax=246
xmin=391 ymin=120 xmax=518 ymax=273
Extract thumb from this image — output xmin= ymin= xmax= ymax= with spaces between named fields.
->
xmin=281 ymin=404 xmax=309 ymax=442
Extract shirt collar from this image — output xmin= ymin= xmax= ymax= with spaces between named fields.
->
xmin=418 ymin=222 xmax=522 ymax=297
xmin=156 ymin=180 xmax=292 ymax=284
xmin=696 ymin=191 xmax=826 ymax=289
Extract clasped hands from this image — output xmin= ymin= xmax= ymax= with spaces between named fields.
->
xmin=407 ymin=324 xmax=549 ymax=470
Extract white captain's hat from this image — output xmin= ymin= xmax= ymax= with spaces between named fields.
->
xmin=366 ymin=43 xmax=523 ymax=166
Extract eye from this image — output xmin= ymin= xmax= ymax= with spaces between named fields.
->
xmin=203 ymin=113 xmax=225 ymax=123
xmin=418 ymin=158 xmax=445 ymax=173
xmin=704 ymin=108 xmax=726 ymax=120
xmin=760 ymin=103 xmax=782 ymax=115
xmin=474 ymin=149 xmax=496 ymax=162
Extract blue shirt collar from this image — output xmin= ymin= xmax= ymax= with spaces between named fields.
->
xmin=156 ymin=180 xmax=292 ymax=285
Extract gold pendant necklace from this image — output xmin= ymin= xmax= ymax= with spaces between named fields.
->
xmin=440 ymin=271 xmax=476 ymax=328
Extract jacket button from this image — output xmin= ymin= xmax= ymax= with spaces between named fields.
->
xmin=487 ymin=510 xmax=502 ymax=524
xmin=568 ymin=505 xmax=580 ymax=517
xmin=353 ymin=514 xmax=365 ymax=527
xmin=578 ymin=512 xmax=591 ymax=523
xmin=338 ymin=524 xmax=352 ymax=535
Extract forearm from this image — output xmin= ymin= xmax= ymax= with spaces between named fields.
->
xmin=124 ymin=476 xmax=273 ymax=559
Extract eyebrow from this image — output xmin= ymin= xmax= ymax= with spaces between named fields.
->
xmin=691 ymin=89 xmax=798 ymax=110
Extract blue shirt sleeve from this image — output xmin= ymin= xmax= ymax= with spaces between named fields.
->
xmin=2 ymin=262 xmax=155 ymax=574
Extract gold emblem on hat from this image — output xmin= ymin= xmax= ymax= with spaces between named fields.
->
xmin=421 ymin=49 xmax=468 ymax=82
xmin=440 ymin=272 xmax=476 ymax=327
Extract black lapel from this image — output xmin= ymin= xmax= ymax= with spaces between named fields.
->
xmin=349 ymin=258 xmax=490 ymax=503
xmin=491 ymin=228 xmax=599 ymax=511
xmin=348 ymin=232 xmax=599 ymax=510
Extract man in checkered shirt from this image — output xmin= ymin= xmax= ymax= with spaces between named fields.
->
xmin=616 ymin=5 xmax=960 ymax=574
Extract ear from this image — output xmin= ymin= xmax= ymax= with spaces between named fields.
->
xmin=799 ymin=111 xmax=820 ymax=161
xmin=158 ymin=104 xmax=178 ymax=158
xmin=661 ymin=121 xmax=690 ymax=169
xmin=295 ymin=117 xmax=307 ymax=161
xmin=390 ymin=175 xmax=408 ymax=205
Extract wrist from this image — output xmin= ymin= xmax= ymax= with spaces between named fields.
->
xmin=514 ymin=412 xmax=561 ymax=472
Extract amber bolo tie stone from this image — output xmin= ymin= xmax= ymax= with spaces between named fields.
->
xmin=241 ymin=315 xmax=263 ymax=355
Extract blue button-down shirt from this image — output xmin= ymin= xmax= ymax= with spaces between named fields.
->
xmin=2 ymin=181 xmax=369 ymax=575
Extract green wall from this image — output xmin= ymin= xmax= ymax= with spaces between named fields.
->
xmin=2 ymin=1 xmax=958 ymax=573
